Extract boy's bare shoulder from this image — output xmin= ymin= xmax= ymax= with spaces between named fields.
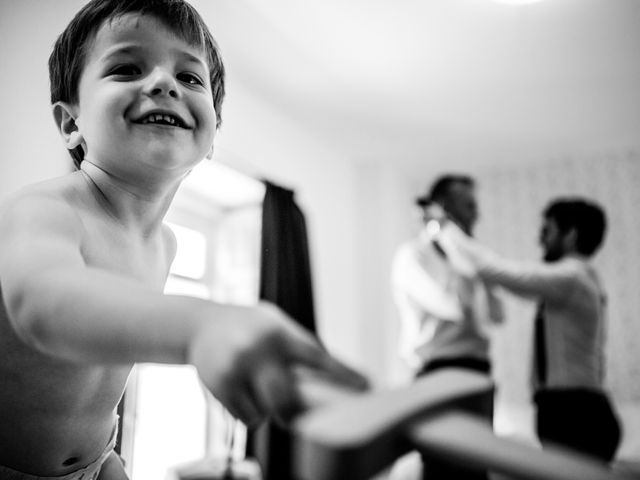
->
xmin=0 ymin=174 xmax=86 ymax=238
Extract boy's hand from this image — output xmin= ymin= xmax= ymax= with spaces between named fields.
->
xmin=188 ymin=302 xmax=369 ymax=427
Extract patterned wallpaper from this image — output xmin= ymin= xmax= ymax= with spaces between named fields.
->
xmin=472 ymin=149 xmax=640 ymax=405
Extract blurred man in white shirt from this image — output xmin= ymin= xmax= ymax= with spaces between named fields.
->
xmin=391 ymin=174 xmax=503 ymax=480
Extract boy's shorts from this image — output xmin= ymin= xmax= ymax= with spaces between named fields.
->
xmin=0 ymin=422 xmax=118 ymax=480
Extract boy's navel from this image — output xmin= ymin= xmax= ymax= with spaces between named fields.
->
xmin=62 ymin=456 xmax=79 ymax=467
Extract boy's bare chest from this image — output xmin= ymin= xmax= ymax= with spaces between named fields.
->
xmin=81 ymin=223 xmax=170 ymax=290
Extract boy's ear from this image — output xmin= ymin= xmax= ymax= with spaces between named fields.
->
xmin=52 ymin=101 xmax=84 ymax=150
xmin=206 ymin=144 xmax=214 ymax=160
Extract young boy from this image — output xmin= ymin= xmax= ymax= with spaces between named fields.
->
xmin=0 ymin=1 xmax=367 ymax=478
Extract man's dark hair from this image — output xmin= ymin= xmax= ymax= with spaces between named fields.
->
xmin=416 ymin=174 xmax=475 ymax=206
xmin=49 ymin=0 xmax=226 ymax=169
xmin=544 ymin=198 xmax=607 ymax=256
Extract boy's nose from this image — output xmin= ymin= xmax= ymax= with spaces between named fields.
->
xmin=144 ymin=68 xmax=179 ymax=99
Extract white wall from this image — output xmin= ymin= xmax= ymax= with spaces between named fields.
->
xmin=0 ymin=1 xmax=84 ymax=197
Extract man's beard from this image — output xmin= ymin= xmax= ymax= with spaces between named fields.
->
xmin=543 ymin=247 xmax=563 ymax=262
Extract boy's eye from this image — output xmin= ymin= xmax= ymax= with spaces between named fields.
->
xmin=109 ymin=64 xmax=141 ymax=76
xmin=178 ymin=72 xmax=204 ymax=86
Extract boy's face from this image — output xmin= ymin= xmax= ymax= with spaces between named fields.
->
xmin=69 ymin=13 xmax=216 ymax=181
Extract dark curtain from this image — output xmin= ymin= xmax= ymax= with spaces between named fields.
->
xmin=258 ymin=181 xmax=316 ymax=332
xmin=247 ymin=181 xmax=316 ymax=480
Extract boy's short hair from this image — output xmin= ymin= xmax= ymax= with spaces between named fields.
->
xmin=49 ymin=0 xmax=226 ymax=168
xmin=415 ymin=174 xmax=475 ymax=207
xmin=544 ymin=198 xmax=607 ymax=256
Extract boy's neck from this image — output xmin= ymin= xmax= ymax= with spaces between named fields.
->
xmin=79 ymin=161 xmax=180 ymax=234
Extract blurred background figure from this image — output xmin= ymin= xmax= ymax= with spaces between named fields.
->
xmin=391 ymin=174 xmax=503 ymax=480
xmin=441 ymin=197 xmax=622 ymax=464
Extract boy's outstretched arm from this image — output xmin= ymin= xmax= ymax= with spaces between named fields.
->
xmin=0 ymin=193 xmax=368 ymax=425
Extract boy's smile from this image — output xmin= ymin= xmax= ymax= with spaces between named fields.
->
xmin=70 ymin=13 xmax=216 ymax=184
xmin=134 ymin=111 xmax=190 ymax=128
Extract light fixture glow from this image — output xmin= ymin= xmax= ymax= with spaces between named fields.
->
xmin=490 ymin=0 xmax=545 ymax=4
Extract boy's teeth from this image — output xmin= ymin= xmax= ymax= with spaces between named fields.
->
xmin=142 ymin=113 xmax=179 ymax=125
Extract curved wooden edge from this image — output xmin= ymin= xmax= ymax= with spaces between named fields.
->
xmin=410 ymin=410 xmax=634 ymax=480
xmin=293 ymin=368 xmax=493 ymax=480
xmin=292 ymin=367 xmax=634 ymax=480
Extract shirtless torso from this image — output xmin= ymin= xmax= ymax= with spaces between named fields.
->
xmin=0 ymin=172 xmax=174 ymax=476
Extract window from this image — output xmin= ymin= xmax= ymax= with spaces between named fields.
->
xmin=119 ymin=160 xmax=264 ymax=479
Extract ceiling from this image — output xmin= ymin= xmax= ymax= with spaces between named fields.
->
xmin=194 ymin=0 xmax=640 ymax=172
